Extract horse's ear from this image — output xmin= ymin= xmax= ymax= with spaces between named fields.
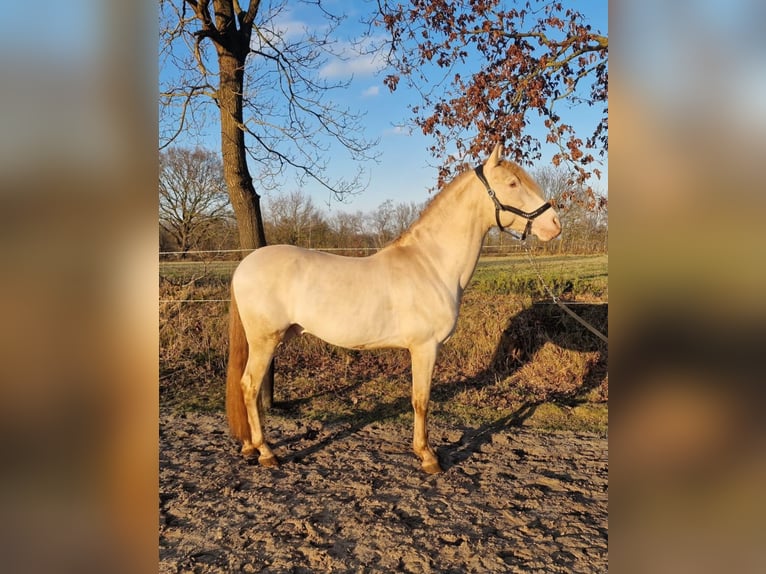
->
xmin=488 ymin=142 xmax=504 ymax=165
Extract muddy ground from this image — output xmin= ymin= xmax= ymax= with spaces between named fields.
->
xmin=160 ymin=409 xmax=607 ymax=573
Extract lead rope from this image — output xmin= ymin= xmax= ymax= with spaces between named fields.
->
xmin=520 ymin=242 xmax=609 ymax=344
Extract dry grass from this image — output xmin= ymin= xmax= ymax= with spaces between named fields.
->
xmin=160 ymin=255 xmax=608 ymax=434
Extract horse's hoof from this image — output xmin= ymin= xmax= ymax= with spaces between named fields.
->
xmin=259 ymin=455 xmax=280 ymax=468
xmin=422 ymin=460 xmax=444 ymax=474
xmin=241 ymin=444 xmax=257 ymax=458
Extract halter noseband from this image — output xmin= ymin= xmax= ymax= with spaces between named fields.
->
xmin=474 ymin=164 xmax=552 ymax=241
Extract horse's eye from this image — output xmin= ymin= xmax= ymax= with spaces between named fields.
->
xmin=509 ymin=180 xmax=519 ymax=188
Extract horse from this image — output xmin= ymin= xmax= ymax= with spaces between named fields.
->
xmin=226 ymin=143 xmax=561 ymax=473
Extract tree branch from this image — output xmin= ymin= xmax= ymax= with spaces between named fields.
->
xmin=241 ymin=0 xmax=261 ymax=27
xmin=185 ymin=0 xmax=216 ymax=34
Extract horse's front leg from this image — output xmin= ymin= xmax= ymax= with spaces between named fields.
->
xmin=410 ymin=343 xmax=443 ymax=474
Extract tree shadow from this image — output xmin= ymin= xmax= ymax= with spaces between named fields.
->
xmin=262 ymin=302 xmax=607 ymax=469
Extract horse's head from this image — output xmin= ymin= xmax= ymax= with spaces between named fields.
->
xmin=477 ymin=144 xmax=562 ymax=242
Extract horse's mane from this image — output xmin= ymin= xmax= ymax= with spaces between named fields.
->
xmin=389 ymin=167 xmax=474 ymax=248
xmin=386 ymin=158 xmax=537 ymax=249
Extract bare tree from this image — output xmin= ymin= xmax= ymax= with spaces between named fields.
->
xmin=532 ymin=165 xmax=574 ymax=205
xmin=393 ymin=201 xmax=425 ymax=236
xmin=368 ymin=199 xmax=397 ymax=247
xmin=532 ymin=165 xmax=607 ymax=253
xmin=160 ymin=0 xmax=379 ymax=251
xmin=264 ymin=190 xmax=326 ymax=247
xmin=329 ymin=210 xmax=368 ymax=252
xmin=161 ymin=0 xmax=380 ymax=407
xmin=159 ymin=147 xmax=230 ymax=256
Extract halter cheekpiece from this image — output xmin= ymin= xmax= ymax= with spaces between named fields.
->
xmin=474 ymin=164 xmax=552 ymax=241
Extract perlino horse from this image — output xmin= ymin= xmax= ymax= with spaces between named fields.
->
xmin=226 ymin=144 xmax=561 ymax=473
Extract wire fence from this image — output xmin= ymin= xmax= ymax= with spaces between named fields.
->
xmin=159 ymin=246 xmax=385 ymax=257
xmin=159 ymin=246 xmax=608 ymax=304
xmin=159 ymin=247 xmax=379 ymax=304
xmin=159 ymin=242 xmax=564 ymax=262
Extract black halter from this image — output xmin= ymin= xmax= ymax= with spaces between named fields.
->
xmin=474 ymin=164 xmax=552 ymax=240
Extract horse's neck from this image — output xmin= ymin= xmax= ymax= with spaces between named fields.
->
xmin=392 ymin=176 xmax=490 ymax=290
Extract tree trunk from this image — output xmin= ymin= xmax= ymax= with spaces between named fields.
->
xmin=217 ymin=41 xmax=274 ymax=408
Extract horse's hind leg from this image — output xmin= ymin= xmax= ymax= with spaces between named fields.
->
xmin=241 ymin=336 xmax=281 ymax=467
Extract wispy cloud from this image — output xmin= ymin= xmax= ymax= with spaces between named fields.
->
xmin=384 ymin=125 xmax=412 ymax=136
xmin=319 ymin=36 xmax=387 ymax=79
xmin=362 ymin=85 xmax=380 ymax=97
xmin=257 ymin=11 xmax=314 ymax=45
xmin=276 ymin=19 xmax=312 ymax=41
xmin=320 ymin=52 xmax=384 ymax=79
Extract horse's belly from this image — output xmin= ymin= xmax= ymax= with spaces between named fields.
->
xmin=298 ymin=300 xmax=457 ymax=351
xmin=300 ymin=316 xmax=404 ymax=351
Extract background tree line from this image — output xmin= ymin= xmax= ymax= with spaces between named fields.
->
xmin=160 ymin=147 xmax=606 ymax=258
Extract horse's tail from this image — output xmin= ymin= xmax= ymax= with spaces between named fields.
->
xmin=226 ymin=288 xmax=251 ymax=443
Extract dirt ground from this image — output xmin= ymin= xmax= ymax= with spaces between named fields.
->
xmin=160 ymin=409 xmax=607 ymax=573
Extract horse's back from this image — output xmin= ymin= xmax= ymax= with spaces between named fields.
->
xmin=232 ymin=245 xmax=388 ymax=340
xmin=233 ymin=245 xmax=371 ymax=293
xmin=231 ymin=243 xmax=459 ymax=349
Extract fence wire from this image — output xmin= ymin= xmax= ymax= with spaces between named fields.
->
xmin=159 ymin=246 xmax=606 ymax=304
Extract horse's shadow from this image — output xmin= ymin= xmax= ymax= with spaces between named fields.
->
xmin=268 ymin=302 xmax=607 ymax=470
xmin=464 ymin=302 xmax=607 ymax=405
xmin=437 ymin=302 xmax=607 ymax=468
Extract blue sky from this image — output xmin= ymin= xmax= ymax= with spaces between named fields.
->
xmin=161 ymin=0 xmax=608 ymax=214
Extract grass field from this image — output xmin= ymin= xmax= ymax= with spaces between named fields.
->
xmin=160 ymin=253 xmax=607 ymax=434
xmin=160 ymin=253 xmax=607 ymax=301
xmin=471 ymin=253 xmax=607 ymax=298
